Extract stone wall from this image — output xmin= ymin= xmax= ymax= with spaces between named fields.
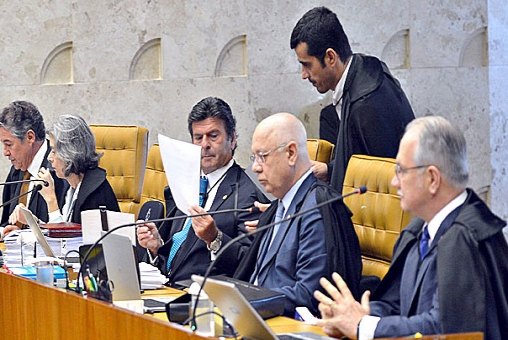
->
xmin=0 ymin=0 xmax=504 ymax=218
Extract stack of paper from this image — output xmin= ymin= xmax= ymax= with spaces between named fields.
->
xmin=139 ymin=262 xmax=167 ymax=290
xmin=3 ymin=230 xmax=36 ymax=267
xmin=36 ymin=236 xmax=82 ymax=260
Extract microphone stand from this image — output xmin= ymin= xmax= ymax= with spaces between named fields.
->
xmin=75 ymin=207 xmax=253 ymax=294
xmin=0 ymin=185 xmax=44 ymax=211
xmin=189 ymin=186 xmax=367 ymax=331
xmin=0 ymin=179 xmax=49 ymax=186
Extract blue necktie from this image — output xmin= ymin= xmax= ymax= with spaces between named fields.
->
xmin=166 ymin=176 xmax=208 ymax=272
xmin=419 ymin=226 xmax=430 ymax=260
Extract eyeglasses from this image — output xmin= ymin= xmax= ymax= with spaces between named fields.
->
xmin=394 ymin=164 xmax=430 ymax=179
xmin=250 ymin=143 xmax=288 ymax=164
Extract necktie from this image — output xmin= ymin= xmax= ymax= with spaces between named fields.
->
xmin=18 ymin=171 xmax=31 ymax=206
xmin=419 ymin=226 xmax=430 ymax=260
xmin=269 ymin=201 xmax=285 ymax=246
xmin=166 ymin=176 xmax=208 ymax=272
xmin=251 ymin=200 xmax=284 ymax=284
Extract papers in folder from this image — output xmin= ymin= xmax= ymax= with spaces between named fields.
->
xmin=81 ymin=210 xmax=135 ymax=245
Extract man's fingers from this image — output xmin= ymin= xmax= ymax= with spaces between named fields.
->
xmin=331 ymin=272 xmax=353 ymax=299
xmin=319 ymin=276 xmax=343 ymax=303
xmin=361 ymin=290 xmax=371 ymax=313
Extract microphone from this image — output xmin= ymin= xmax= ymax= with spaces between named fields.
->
xmin=0 ymin=178 xmax=49 ymax=187
xmin=0 ymin=184 xmax=45 ymax=211
xmin=188 ymin=185 xmax=367 ymax=331
xmin=75 ymin=206 xmax=255 ymax=294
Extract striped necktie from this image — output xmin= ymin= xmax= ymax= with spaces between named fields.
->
xmin=166 ymin=176 xmax=208 ymax=272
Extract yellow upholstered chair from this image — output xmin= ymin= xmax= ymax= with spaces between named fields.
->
xmin=306 ymin=138 xmax=335 ymax=163
xmin=132 ymin=144 xmax=168 ymax=217
xmin=342 ymin=154 xmax=412 ymax=279
xmin=90 ymin=124 xmax=149 ymax=213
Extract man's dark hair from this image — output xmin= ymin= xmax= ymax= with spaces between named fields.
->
xmin=290 ymin=6 xmax=352 ymax=66
xmin=0 ymin=101 xmax=46 ymax=141
xmin=188 ymin=97 xmax=237 ymax=153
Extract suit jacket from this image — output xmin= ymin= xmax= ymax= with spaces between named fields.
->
xmin=370 ymin=189 xmax=508 ymax=339
xmin=328 ymin=54 xmax=415 ymax=190
xmin=70 ymin=167 xmax=120 ymax=224
xmin=155 ymin=162 xmax=267 ymax=285
xmin=1 ymin=140 xmax=68 ymax=227
xmin=232 ymin=174 xmax=339 ymax=316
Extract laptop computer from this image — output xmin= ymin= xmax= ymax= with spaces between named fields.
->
xmin=192 ymin=275 xmax=332 ymax=340
xmin=101 ymin=233 xmax=171 ymax=312
xmin=20 ymin=206 xmax=56 ymax=258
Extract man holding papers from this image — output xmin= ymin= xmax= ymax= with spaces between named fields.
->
xmin=137 ymin=97 xmax=267 ymax=285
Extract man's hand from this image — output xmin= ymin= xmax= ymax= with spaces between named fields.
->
xmin=245 ymin=201 xmax=271 ymax=232
xmin=311 ymin=161 xmax=329 ymax=182
xmin=136 ymin=221 xmax=162 ymax=254
xmin=1 ymin=224 xmax=21 ymax=239
xmin=8 ymin=203 xmax=27 ymax=225
xmin=188 ymin=205 xmax=218 ymax=245
xmin=314 ymin=272 xmax=371 ymax=339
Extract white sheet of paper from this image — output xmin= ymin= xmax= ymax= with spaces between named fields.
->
xmin=81 ymin=210 xmax=136 ymax=245
xmin=158 ymin=134 xmax=201 ymax=213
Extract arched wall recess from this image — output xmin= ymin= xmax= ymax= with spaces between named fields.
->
xmin=381 ymin=29 xmax=410 ymax=70
xmin=40 ymin=41 xmax=73 ymax=84
xmin=129 ymin=38 xmax=162 ymax=80
xmin=459 ymin=27 xmax=488 ymax=67
xmin=214 ymin=34 xmax=247 ymax=77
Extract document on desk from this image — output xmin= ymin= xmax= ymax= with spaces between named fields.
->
xmin=158 ymin=134 xmax=201 ymax=213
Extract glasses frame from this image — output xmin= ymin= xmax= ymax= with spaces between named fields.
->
xmin=250 ymin=143 xmax=288 ymax=164
xmin=394 ymin=164 xmax=431 ymax=179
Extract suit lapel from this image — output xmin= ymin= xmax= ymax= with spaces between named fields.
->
xmin=406 ymin=206 xmax=462 ymax=313
xmin=257 ymin=175 xmax=315 ymax=285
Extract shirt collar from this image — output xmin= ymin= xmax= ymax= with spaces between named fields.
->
xmin=280 ymin=169 xmax=312 ymax=214
xmin=202 ymin=158 xmax=234 ymax=189
xmin=331 ymin=56 xmax=353 ymax=107
xmin=426 ymin=190 xmax=468 ymax=242
xmin=27 ymin=140 xmax=48 ymax=177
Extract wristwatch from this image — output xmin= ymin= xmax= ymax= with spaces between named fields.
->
xmin=207 ymin=230 xmax=223 ymax=253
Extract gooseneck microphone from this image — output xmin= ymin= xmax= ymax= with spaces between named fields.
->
xmin=75 ymin=206 xmax=255 ymax=294
xmin=189 ymin=185 xmax=367 ymax=331
xmin=0 ymin=178 xmax=49 ymax=187
xmin=0 ymin=184 xmax=46 ymax=211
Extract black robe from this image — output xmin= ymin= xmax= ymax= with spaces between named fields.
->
xmin=373 ymin=189 xmax=508 ymax=339
xmin=327 ymin=54 xmax=415 ymax=191
xmin=1 ymin=140 xmax=68 ymax=227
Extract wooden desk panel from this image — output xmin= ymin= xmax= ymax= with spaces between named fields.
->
xmin=0 ymin=272 xmax=207 ymax=340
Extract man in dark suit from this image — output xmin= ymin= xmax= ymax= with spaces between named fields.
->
xmin=136 ymin=97 xmax=267 ymax=285
xmin=0 ymin=101 xmax=68 ymax=237
xmin=219 ymin=112 xmax=361 ymax=316
xmin=291 ymin=7 xmax=414 ymax=191
xmin=314 ymin=116 xmax=508 ymax=339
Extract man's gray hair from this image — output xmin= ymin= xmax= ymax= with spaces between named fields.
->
xmin=49 ymin=115 xmax=101 ymax=177
xmin=408 ymin=115 xmax=469 ymax=189
xmin=0 ymin=101 xmax=46 ymax=141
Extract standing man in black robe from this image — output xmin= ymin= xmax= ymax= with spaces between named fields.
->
xmin=291 ymin=6 xmax=415 ymax=190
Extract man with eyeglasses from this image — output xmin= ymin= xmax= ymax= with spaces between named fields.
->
xmin=314 ymin=116 xmax=508 ymax=339
xmin=218 ymin=112 xmax=361 ymax=317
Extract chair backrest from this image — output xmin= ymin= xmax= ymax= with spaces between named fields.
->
xmin=131 ymin=144 xmax=168 ymax=217
xmin=306 ymin=138 xmax=335 ymax=163
xmin=342 ymin=154 xmax=412 ymax=279
xmin=90 ymin=124 xmax=148 ymax=213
